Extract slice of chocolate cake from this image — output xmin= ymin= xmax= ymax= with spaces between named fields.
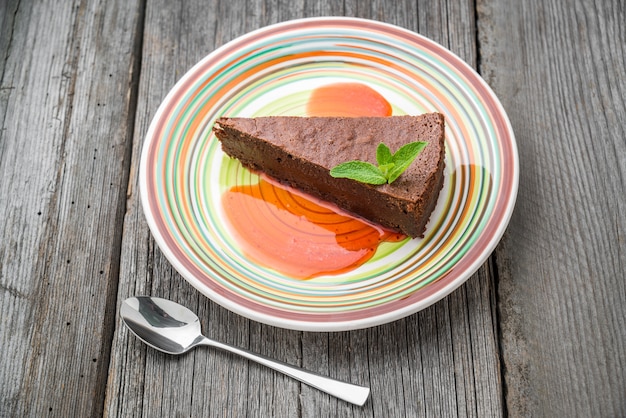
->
xmin=213 ymin=114 xmax=445 ymax=238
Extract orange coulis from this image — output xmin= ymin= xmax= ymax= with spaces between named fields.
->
xmin=222 ymin=83 xmax=405 ymax=278
xmin=306 ymin=82 xmax=393 ymax=117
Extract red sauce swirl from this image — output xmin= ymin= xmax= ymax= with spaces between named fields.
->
xmin=222 ymin=83 xmax=404 ymax=278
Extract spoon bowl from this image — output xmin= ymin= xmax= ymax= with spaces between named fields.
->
xmin=121 ymin=296 xmax=370 ymax=406
xmin=121 ymin=297 xmax=203 ymax=355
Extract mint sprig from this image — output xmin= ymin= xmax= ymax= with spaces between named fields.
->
xmin=330 ymin=141 xmax=427 ymax=185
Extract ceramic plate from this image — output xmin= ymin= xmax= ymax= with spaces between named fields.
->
xmin=140 ymin=17 xmax=518 ymax=331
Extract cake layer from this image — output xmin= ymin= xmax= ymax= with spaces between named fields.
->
xmin=213 ymin=114 xmax=445 ymax=238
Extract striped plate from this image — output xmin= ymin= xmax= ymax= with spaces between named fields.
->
xmin=140 ymin=17 xmax=518 ymax=331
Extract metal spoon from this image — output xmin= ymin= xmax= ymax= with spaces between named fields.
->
xmin=121 ymin=296 xmax=370 ymax=406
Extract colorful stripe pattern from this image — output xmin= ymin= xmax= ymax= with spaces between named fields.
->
xmin=139 ymin=18 xmax=519 ymax=331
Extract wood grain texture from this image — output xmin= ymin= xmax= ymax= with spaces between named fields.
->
xmin=478 ymin=0 xmax=626 ymax=416
xmin=0 ymin=0 xmax=142 ymax=416
xmin=3 ymin=0 xmax=625 ymax=416
xmin=104 ymin=0 xmax=503 ymax=417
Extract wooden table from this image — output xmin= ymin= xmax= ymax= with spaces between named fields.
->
xmin=1 ymin=0 xmax=624 ymax=416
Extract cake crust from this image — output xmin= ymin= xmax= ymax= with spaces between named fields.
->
xmin=213 ymin=114 xmax=445 ymax=238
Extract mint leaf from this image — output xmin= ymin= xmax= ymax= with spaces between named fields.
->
xmin=330 ymin=140 xmax=427 ymax=185
xmin=378 ymin=162 xmax=395 ymax=179
xmin=387 ymin=141 xmax=427 ymax=183
xmin=330 ymin=161 xmax=387 ymax=185
xmin=376 ymin=143 xmax=393 ymax=166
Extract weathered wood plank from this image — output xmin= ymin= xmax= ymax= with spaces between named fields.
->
xmin=105 ymin=0 xmax=503 ymax=417
xmin=0 ymin=0 xmax=143 ymax=416
xmin=298 ymin=1 xmax=503 ymax=416
xmin=104 ymin=0 xmax=307 ymax=415
xmin=478 ymin=0 xmax=626 ymax=416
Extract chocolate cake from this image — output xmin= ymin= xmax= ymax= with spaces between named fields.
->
xmin=213 ymin=114 xmax=445 ymax=238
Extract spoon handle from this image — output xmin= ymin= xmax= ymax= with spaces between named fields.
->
xmin=200 ymin=337 xmax=370 ymax=406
